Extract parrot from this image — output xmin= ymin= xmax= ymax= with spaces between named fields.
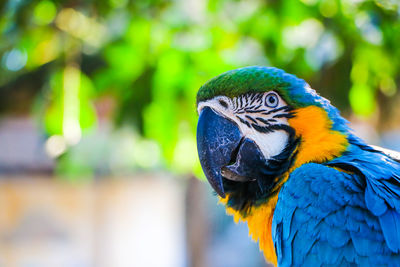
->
xmin=196 ymin=66 xmax=400 ymax=266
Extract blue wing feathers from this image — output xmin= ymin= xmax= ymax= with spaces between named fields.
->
xmin=302 ymin=254 xmax=321 ymax=267
xmin=313 ymin=240 xmax=341 ymax=264
xmin=335 ymin=257 xmax=353 ymax=267
xmin=365 ymin=182 xmax=388 ymax=216
xmin=273 ymin=153 xmax=400 ymax=267
xmin=350 ymin=231 xmax=383 ymax=256
xmin=331 ymin=141 xmax=400 ymax=254
xmin=325 ymin=222 xmax=350 ymax=248
xmin=273 ymin=222 xmax=283 ymax=264
xmin=324 ymin=210 xmax=346 ymax=228
xmin=362 ymin=208 xmax=382 ymax=231
xmin=379 ymin=210 xmax=400 ymax=252
xmin=291 ymin=227 xmax=317 ymax=264
xmin=281 ymin=206 xmax=296 ymax=241
xmin=341 ymin=242 xmax=356 ymax=263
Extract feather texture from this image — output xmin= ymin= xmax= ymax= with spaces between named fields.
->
xmin=273 ymin=151 xmax=400 ymax=266
xmin=196 ymin=66 xmax=400 ymax=266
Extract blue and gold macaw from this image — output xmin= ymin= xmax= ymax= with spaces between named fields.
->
xmin=196 ymin=66 xmax=400 ymax=266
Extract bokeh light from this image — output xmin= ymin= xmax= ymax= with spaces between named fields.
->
xmin=33 ymin=0 xmax=57 ymax=25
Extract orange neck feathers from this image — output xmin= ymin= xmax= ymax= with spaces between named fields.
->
xmin=221 ymin=106 xmax=349 ymax=266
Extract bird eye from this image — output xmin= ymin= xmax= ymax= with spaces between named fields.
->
xmin=265 ymin=93 xmax=279 ymax=108
xmin=219 ymin=99 xmax=228 ymax=108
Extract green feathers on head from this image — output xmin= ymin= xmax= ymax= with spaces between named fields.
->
xmin=197 ymin=66 xmax=313 ymax=108
xmin=197 ymin=66 xmax=349 ymax=133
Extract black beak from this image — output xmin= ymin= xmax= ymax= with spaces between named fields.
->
xmin=196 ymin=107 xmax=242 ymax=197
xmin=197 ymin=106 xmax=296 ymax=198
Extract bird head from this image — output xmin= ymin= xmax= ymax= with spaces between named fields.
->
xmin=196 ymin=66 xmax=349 ymax=212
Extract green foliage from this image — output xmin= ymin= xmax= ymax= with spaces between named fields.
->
xmin=45 ymin=67 xmax=97 ymax=137
xmin=0 ymin=0 xmax=399 ymax=177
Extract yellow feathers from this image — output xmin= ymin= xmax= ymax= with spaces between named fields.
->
xmin=220 ymin=195 xmax=279 ymax=265
xmin=220 ymin=106 xmax=349 ymax=266
xmin=288 ymin=105 xmax=349 ymax=168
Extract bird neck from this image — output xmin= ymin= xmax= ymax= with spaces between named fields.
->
xmin=288 ymin=105 xmax=349 ymax=169
xmin=220 ymin=192 xmax=280 ymax=265
xmin=220 ymin=105 xmax=350 ymax=266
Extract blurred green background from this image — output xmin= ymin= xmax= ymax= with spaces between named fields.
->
xmin=1 ymin=0 xmax=399 ymax=178
xmin=0 ymin=0 xmax=399 ymax=266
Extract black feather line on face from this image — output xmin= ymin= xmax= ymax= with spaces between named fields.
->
xmin=253 ymin=104 xmax=262 ymax=110
xmin=273 ymin=113 xmax=295 ymax=119
xmin=261 ymin=106 xmax=291 ymax=116
xmin=243 ymin=109 xmax=268 ymax=114
xmin=236 ymin=116 xmax=251 ymax=128
xmin=252 ymin=124 xmax=274 ymax=133
xmin=223 ymin=125 xmax=299 ymax=215
xmin=239 ymin=95 xmax=243 ymax=107
xmin=234 ymin=93 xmax=265 ymax=113
xmin=237 ymin=110 xmax=294 ymax=133
xmin=245 ymin=115 xmax=258 ymax=124
xmin=255 ymin=117 xmax=271 ymax=126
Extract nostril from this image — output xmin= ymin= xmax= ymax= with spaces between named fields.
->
xmin=219 ymin=99 xmax=228 ymax=108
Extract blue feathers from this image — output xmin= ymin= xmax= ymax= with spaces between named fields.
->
xmin=379 ymin=211 xmax=400 ymax=252
xmin=273 ymin=143 xmax=400 ymax=267
xmin=329 ymin=135 xmax=400 ymax=254
xmin=198 ymin=66 xmax=400 ymax=265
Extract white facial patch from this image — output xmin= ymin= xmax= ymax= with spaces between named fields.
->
xmin=243 ymin=126 xmax=288 ymax=159
xmin=197 ymin=92 xmax=290 ymax=160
